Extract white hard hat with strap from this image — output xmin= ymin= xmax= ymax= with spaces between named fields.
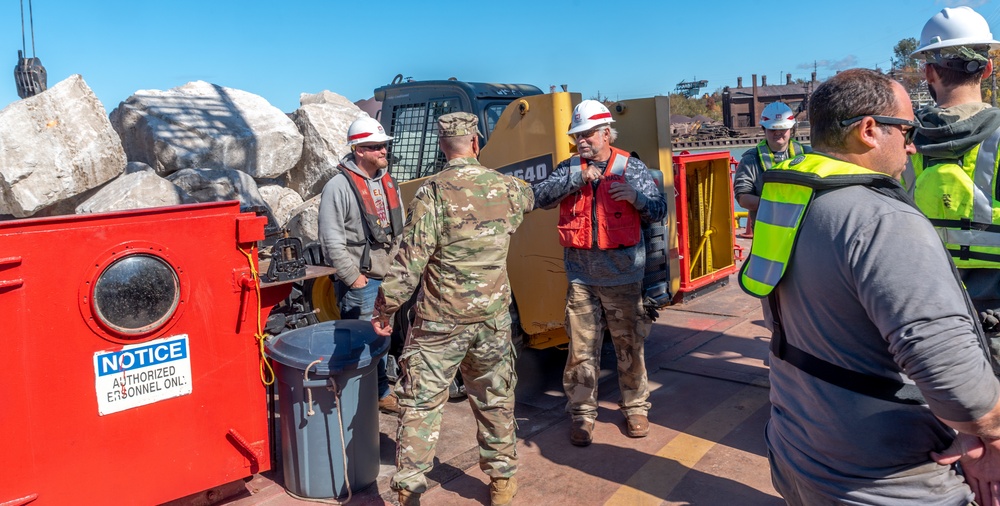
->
xmin=912 ymin=6 xmax=1000 ymax=73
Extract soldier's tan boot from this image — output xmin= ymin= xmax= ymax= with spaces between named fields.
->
xmin=398 ymin=489 xmax=420 ymax=506
xmin=379 ymin=392 xmax=402 ymax=415
xmin=490 ymin=476 xmax=517 ymax=506
xmin=570 ymin=419 xmax=594 ymax=446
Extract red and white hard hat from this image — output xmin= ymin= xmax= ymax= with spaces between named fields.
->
xmin=760 ymin=102 xmax=796 ymax=130
xmin=347 ymin=116 xmax=393 ymax=147
xmin=567 ymin=100 xmax=615 ymax=135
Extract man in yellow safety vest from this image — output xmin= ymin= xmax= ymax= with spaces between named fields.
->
xmin=907 ymin=6 xmax=1000 ymax=368
xmin=740 ymin=68 xmax=1000 ymax=505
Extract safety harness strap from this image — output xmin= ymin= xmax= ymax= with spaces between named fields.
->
xmin=768 ymin=291 xmax=925 ymax=405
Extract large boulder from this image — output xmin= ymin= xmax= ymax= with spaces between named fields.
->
xmin=258 ymin=184 xmax=303 ymax=228
xmin=0 ymin=74 xmax=126 ymax=217
xmin=166 ymin=167 xmax=275 ymax=226
xmin=110 ymin=81 xmax=304 ymax=179
xmin=286 ymin=91 xmax=368 ymax=199
xmin=76 ymin=162 xmax=194 ymax=214
xmin=284 ymin=195 xmax=320 ymax=245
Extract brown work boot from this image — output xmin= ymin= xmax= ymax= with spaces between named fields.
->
xmin=570 ymin=419 xmax=594 ymax=446
xmin=379 ymin=392 xmax=401 ymax=415
xmin=397 ymin=488 xmax=420 ymax=506
xmin=625 ymin=413 xmax=649 ymax=438
xmin=490 ymin=476 xmax=518 ymax=506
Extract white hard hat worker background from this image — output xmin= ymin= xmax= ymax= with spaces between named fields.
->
xmin=346 ymin=116 xmax=393 ymax=149
xmin=912 ymin=6 xmax=1000 ymax=73
xmin=759 ymin=102 xmax=796 ymax=130
xmin=567 ymin=100 xmax=615 ymax=135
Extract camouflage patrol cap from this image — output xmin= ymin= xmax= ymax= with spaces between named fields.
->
xmin=438 ymin=112 xmax=479 ymax=138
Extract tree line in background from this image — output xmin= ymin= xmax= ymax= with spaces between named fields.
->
xmin=592 ymin=89 xmax=725 ymax=123
xmin=667 ymin=92 xmax=723 ymax=122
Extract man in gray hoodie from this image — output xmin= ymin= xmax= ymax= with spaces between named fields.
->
xmin=908 ymin=6 xmax=1000 ymax=367
xmin=318 ymin=115 xmax=405 ymax=414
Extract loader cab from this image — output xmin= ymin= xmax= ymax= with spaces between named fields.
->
xmin=372 ymin=77 xmax=543 ymax=183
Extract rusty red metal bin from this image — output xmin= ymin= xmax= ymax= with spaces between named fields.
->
xmin=0 ymin=201 xmax=271 ymax=505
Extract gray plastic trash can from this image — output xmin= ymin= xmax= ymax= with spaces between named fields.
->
xmin=265 ymin=319 xmax=389 ymax=499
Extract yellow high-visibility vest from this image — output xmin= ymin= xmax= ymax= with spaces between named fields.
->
xmin=910 ymin=127 xmax=1000 ymax=268
xmin=739 ymin=153 xmax=899 ymax=298
xmin=755 ymin=139 xmax=806 ymax=171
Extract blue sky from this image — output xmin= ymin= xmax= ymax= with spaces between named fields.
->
xmin=1 ymin=0 xmax=996 ymax=114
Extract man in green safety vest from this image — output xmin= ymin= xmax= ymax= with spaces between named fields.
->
xmin=906 ymin=6 xmax=1000 ymax=367
xmin=740 ymin=68 xmax=1000 ymax=505
xmin=733 ymin=101 xmax=810 ymax=329
xmin=733 ymin=101 xmax=810 ymax=239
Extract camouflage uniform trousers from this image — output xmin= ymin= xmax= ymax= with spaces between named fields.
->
xmin=390 ymin=313 xmax=518 ymax=494
xmin=563 ymin=280 xmax=652 ymax=422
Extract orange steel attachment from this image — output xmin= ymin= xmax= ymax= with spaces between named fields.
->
xmin=0 ymin=201 xmax=272 ymax=505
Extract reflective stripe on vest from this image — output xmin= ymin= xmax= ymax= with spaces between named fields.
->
xmin=740 ymin=185 xmax=812 ymax=297
xmin=738 ymin=153 xmax=889 ymax=297
xmin=756 ymin=139 xmax=804 ymax=171
xmin=558 ymin=147 xmax=641 ymax=249
xmin=911 ymin=126 xmax=1000 ymax=268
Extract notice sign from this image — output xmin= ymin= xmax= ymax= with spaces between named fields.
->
xmin=93 ymin=334 xmax=193 ymax=416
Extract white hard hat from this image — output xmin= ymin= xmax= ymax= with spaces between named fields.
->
xmin=912 ymin=6 xmax=1000 ymax=56
xmin=347 ymin=116 xmax=393 ymax=147
xmin=567 ymin=100 xmax=615 ymax=135
xmin=760 ymin=102 xmax=796 ymax=130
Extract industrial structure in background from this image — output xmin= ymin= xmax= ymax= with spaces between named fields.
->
xmin=721 ymin=73 xmax=815 ymax=133
xmin=674 ymin=78 xmax=708 ymax=98
xmin=673 ymin=73 xmax=815 ymax=149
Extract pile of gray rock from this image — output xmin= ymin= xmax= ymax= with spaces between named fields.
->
xmin=0 ymin=74 xmax=371 ymax=244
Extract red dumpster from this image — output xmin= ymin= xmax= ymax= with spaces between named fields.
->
xmin=0 ymin=201 xmax=271 ymax=505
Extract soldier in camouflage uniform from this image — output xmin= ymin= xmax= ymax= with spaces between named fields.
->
xmin=532 ymin=100 xmax=667 ymax=447
xmin=372 ymin=112 xmax=534 ymax=506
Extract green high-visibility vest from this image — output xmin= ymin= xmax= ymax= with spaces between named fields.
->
xmin=755 ymin=139 xmax=806 ymax=171
xmin=739 ymin=153 xmax=901 ymax=298
xmin=910 ymin=126 xmax=1000 ymax=268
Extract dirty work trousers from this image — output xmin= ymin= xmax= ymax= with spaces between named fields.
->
xmin=563 ymin=281 xmax=651 ymax=422
xmin=391 ymin=313 xmax=518 ymax=494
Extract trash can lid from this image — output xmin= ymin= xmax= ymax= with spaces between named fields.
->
xmin=264 ymin=320 xmax=389 ymax=374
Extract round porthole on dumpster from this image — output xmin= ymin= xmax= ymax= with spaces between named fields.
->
xmin=264 ymin=319 xmax=389 ymax=500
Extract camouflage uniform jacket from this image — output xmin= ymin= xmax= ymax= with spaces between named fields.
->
xmin=532 ymin=154 xmax=667 ymax=286
xmin=380 ymin=156 xmax=535 ymax=324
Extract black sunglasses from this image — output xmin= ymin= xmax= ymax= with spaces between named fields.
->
xmin=358 ymin=143 xmax=388 ymax=151
xmin=840 ymin=115 xmax=921 ymax=145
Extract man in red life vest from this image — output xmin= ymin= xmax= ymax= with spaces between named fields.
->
xmin=318 ymin=115 xmax=405 ymax=414
xmin=532 ymin=100 xmax=667 ymax=446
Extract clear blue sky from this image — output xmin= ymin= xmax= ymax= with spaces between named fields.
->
xmin=1 ymin=0 xmax=997 ymax=114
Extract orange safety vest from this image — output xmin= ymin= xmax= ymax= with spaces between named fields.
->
xmin=558 ymin=147 xmax=641 ymax=249
xmin=341 ymin=166 xmax=404 ymax=245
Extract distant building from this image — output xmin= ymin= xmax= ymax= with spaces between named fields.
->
xmin=721 ymin=73 xmax=817 ymax=133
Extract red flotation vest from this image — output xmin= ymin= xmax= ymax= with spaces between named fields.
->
xmin=558 ymin=147 xmax=641 ymax=249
